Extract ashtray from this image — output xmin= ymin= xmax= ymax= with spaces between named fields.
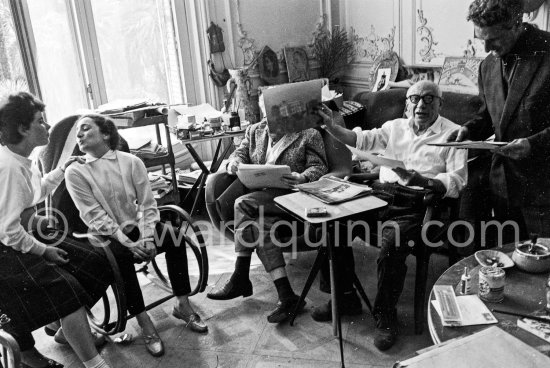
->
xmin=475 ymin=250 xmax=514 ymax=269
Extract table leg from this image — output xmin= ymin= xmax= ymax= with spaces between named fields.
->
xmin=289 ymin=247 xmax=327 ymax=326
xmin=327 ymin=223 xmax=345 ymax=367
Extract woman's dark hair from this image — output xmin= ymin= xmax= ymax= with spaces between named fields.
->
xmin=467 ymin=0 xmax=523 ymax=28
xmin=0 ymin=91 xmax=45 ymax=145
xmin=78 ymin=113 xmax=120 ymax=150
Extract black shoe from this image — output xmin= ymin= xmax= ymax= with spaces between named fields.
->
xmin=311 ymin=291 xmax=363 ymax=322
xmin=207 ymin=279 xmax=253 ymax=300
xmin=267 ymin=296 xmax=306 ymax=324
xmin=373 ymin=313 xmax=398 ymax=351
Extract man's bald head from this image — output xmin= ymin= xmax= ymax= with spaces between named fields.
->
xmin=406 ymin=81 xmax=442 ymax=129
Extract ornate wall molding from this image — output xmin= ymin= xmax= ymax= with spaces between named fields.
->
xmin=416 ymin=9 xmax=439 ymax=63
xmin=235 ymin=0 xmax=257 ymax=65
xmin=351 ymin=25 xmax=396 ymax=63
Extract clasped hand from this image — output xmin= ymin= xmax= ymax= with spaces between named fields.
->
xmin=128 ymin=240 xmax=157 ymax=262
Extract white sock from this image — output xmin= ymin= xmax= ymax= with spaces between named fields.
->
xmin=83 ymin=354 xmax=110 ymax=368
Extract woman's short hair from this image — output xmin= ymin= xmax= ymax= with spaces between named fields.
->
xmin=467 ymin=0 xmax=523 ymax=28
xmin=78 ymin=113 xmax=120 ymax=150
xmin=0 ymin=91 xmax=45 ymax=145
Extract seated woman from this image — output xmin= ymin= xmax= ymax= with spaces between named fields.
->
xmin=65 ymin=114 xmax=206 ymax=358
xmin=206 ymin=92 xmax=328 ymax=323
xmin=0 ymin=92 xmax=113 ymax=368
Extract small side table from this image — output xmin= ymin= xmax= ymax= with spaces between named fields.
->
xmin=274 ymin=191 xmax=387 ymax=368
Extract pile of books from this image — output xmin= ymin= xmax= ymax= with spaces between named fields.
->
xmin=148 ymin=173 xmax=172 ymax=199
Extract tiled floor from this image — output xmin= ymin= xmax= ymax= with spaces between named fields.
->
xmin=33 ymin=216 xmax=451 ymax=368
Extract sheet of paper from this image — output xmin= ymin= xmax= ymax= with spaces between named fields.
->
xmin=395 ymin=326 xmax=550 ymax=368
xmin=236 ymin=164 xmax=291 ymax=190
xmin=346 ymin=145 xmax=406 ymax=169
xmin=432 ymin=295 xmax=498 ymax=327
xmin=263 ymin=79 xmax=324 ymax=135
xmin=427 ymin=140 xmax=508 ymax=150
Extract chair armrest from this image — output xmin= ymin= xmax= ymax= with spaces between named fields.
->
xmin=346 ymin=172 xmax=379 ymax=184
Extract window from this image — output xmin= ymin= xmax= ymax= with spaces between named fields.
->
xmin=18 ymin=0 xmax=187 ymax=124
xmin=0 ymin=0 xmax=29 ymax=97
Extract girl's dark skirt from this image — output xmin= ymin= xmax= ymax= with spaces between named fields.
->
xmin=0 ymin=232 xmax=112 ymax=350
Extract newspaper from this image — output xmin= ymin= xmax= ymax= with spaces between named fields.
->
xmin=262 ymin=79 xmax=325 ymax=135
xmin=236 ymin=164 xmax=291 ymax=190
xmin=295 ymin=176 xmax=372 ymax=204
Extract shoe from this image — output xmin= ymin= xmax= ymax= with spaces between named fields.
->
xmin=142 ymin=332 xmax=165 ymax=357
xmin=21 ymin=356 xmax=64 ymax=368
xmin=373 ymin=313 xmax=398 ymax=351
xmin=266 ymin=296 xmax=306 ymax=324
xmin=43 ymin=323 xmax=59 ymax=337
xmin=53 ymin=327 xmax=107 ymax=348
xmin=172 ymin=307 xmax=208 ymax=333
xmin=206 ymin=279 xmax=253 ymax=300
xmin=311 ymin=291 xmax=363 ymax=322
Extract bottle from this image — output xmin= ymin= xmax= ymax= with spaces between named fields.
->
xmin=460 ymin=266 xmax=471 ymax=295
xmin=546 ymin=273 xmax=550 ymax=312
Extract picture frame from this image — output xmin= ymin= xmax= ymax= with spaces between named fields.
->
xmin=372 ymin=68 xmax=392 ymax=92
xmin=438 ymin=56 xmax=484 ymax=95
xmin=258 ymin=46 xmax=280 ymax=85
xmin=284 ymin=47 xmax=309 ymax=83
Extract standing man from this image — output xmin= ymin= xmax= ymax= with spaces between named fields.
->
xmin=452 ymin=0 xmax=550 ymax=237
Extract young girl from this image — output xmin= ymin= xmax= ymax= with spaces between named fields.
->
xmin=0 ymin=92 xmax=113 ymax=368
xmin=65 ymin=114 xmax=206 ymax=358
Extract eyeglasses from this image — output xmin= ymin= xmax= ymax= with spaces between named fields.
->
xmin=407 ymin=95 xmax=440 ymax=104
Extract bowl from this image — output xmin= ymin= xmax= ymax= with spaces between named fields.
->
xmin=475 ymin=250 xmax=514 ymax=269
xmin=511 ymin=241 xmax=550 ymax=273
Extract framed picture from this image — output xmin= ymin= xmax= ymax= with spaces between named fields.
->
xmin=258 ymin=46 xmax=280 ymax=85
xmin=372 ymin=68 xmax=392 ymax=92
xmin=438 ymin=57 xmax=484 ymax=95
xmin=284 ymin=47 xmax=309 ymax=83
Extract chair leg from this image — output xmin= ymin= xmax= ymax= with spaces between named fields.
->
xmin=414 ymin=249 xmax=431 ymax=335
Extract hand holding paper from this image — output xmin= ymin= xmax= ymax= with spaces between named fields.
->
xmin=346 ymin=145 xmax=406 ymax=169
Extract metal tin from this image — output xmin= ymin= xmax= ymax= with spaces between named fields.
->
xmin=478 ymin=266 xmax=505 ymax=302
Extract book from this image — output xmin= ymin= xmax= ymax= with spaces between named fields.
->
xmin=517 ymin=314 xmax=550 ymax=343
xmin=295 ymin=176 xmax=372 ymax=204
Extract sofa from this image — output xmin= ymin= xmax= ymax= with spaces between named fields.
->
xmin=351 ymin=88 xmax=482 ymax=131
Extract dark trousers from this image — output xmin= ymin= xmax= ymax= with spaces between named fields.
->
xmin=321 ymin=182 xmax=425 ymax=320
xmin=110 ymin=222 xmax=191 ymax=315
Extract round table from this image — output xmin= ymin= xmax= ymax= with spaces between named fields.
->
xmin=428 ymin=242 xmax=550 ymax=350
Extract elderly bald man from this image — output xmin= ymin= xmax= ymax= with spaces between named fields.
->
xmin=313 ymin=81 xmax=468 ymax=351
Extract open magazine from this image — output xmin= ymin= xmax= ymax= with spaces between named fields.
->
xmin=236 ymin=164 xmax=291 ymax=190
xmin=295 ymin=176 xmax=372 ymax=204
xmin=262 ymin=79 xmax=325 ymax=135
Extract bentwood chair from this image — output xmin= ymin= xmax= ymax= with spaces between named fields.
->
xmin=0 ymin=314 xmax=20 ymax=368
xmin=40 ymin=115 xmax=209 ymax=335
